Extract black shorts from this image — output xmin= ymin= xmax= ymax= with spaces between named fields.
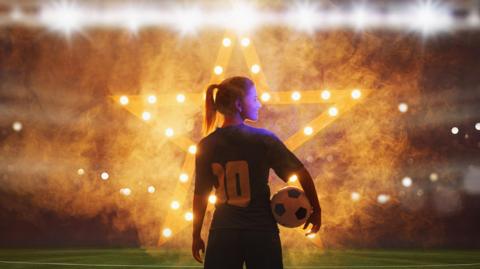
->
xmin=204 ymin=229 xmax=283 ymax=269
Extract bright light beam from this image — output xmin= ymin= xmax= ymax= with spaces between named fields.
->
xmin=40 ymin=1 xmax=86 ymax=37
xmin=409 ymin=0 xmax=453 ymax=36
xmin=286 ymin=2 xmax=320 ymax=34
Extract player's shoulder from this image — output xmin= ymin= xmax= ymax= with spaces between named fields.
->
xmin=243 ymin=124 xmax=270 ymax=135
xmin=242 ymin=125 xmax=280 ymax=144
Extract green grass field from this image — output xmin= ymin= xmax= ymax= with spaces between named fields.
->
xmin=0 ymin=249 xmax=479 ymax=268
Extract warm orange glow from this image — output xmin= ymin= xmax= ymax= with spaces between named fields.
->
xmin=208 ymin=194 xmax=217 ymax=204
xmin=119 ymin=95 xmax=129 ymax=105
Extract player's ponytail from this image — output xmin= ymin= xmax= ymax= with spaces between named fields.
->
xmin=203 ymin=84 xmax=219 ymax=136
xmin=202 ymin=76 xmax=255 ymax=136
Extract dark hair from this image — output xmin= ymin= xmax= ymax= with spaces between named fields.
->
xmin=202 ymin=76 xmax=255 ymax=136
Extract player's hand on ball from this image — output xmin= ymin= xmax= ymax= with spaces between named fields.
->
xmin=303 ymin=208 xmax=321 ymax=236
xmin=192 ymin=236 xmax=205 ymax=263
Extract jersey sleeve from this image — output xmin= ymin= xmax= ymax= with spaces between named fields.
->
xmin=194 ymin=141 xmax=215 ymax=196
xmin=265 ymin=132 xmax=304 ymax=182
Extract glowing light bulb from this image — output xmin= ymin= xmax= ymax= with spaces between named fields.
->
xmin=171 ymin=200 xmax=180 ymax=210
xmin=402 ymin=177 xmax=412 ymax=187
xmin=147 ymin=95 xmax=157 ymax=104
xmin=119 ymin=96 xmax=129 ymax=105
xmin=351 ymin=89 xmax=361 ymax=99
xmin=185 ymin=212 xmax=193 ymax=221
xmin=261 ymin=92 xmax=271 ymax=102
xmin=321 ymin=90 xmax=331 ymax=100
xmin=398 ymin=103 xmax=408 ymax=113
xmin=208 ymin=194 xmax=217 ymax=204
xmin=77 ymin=168 xmax=85 ymax=176
xmin=176 ymin=94 xmax=186 ymax=103
xmin=430 ymin=173 xmax=438 ymax=182
xmin=142 ymin=111 xmax=151 ymax=121
xmin=291 ymin=91 xmax=301 ymax=101
xmin=162 ymin=228 xmax=172 ymax=237
xmin=165 ymin=128 xmax=174 ymax=137
xmin=475 ymin=123 xmax=480 ymax=131
xmin=304 ymin=126 xmax=313 ymax=136
xmin=12 ymin=121 xmax=23 ymax=132
xmin=100 ymin=172 xmax=109 ymax=180
xmin=188 ymin=145 xmax=197 ymax=154
xmin=351 ymin=192 xmax=361 ymax=201
xmin=251 ymin=64 xmax=260 ymax=74
xmin=214 ymin=66 xmax=223 ymax=75
xmin=179 ymin=173 xmax=189 ymax=183
xmin=241 ymin=37 xmax=250 ymax=47
xmin=328 ymin=107 xmax=338 ymax=116
xmin=222 ymin=38 xmax=232 ymax=47
xmin=120 ymin=188 xmax=131 ymax=196
xmin=147 ymin=186 xmax=156 ymax=193
xmin=377 ymin=194 xmax=390 ymax=204
xmin=289 ymin=175 xmax=298 ymax=182
xmin=451 ymin=127 xmax=459 ymax=135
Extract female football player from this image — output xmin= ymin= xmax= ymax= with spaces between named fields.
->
xmin=192 ymin=76 xmax=321 ymax=269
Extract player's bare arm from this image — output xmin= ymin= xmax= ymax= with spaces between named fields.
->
xmin=296 ymin=166 xmax=322 ymax=235
xmin=192 ymin=193 xmax=209 ymax=263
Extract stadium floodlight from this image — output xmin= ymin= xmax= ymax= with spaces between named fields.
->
xmin=173 ymin=6 xmax=203 ymax=36
xmin=10 ymin=7 xmax=24 ymax=21
xmin=123 ymin=7 xmax=142 ymax=33
xmin=351 ymin=5 xmax=370 ymax=30
xmin=224 ymin=1 xmax=260 ymax=33
xmin=409 ymin=0 xmax=453 ymax=36
xmin=40 ymin=1 xmax=86 ymax=37
xmin=468 ymin=12 xmax=480 ymax=27
xmin=285 ymin=2 xmax=320 ymax=34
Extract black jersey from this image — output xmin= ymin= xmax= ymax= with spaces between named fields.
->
xmin=194 ymin=123 xmax=304 ymax=231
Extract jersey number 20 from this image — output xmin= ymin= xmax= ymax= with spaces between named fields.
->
xmin=211 ymin=161 xmax=251 ymax=207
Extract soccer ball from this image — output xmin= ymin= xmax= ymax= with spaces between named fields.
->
xmin=271 ymin=186 xmax=312 ymax=228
